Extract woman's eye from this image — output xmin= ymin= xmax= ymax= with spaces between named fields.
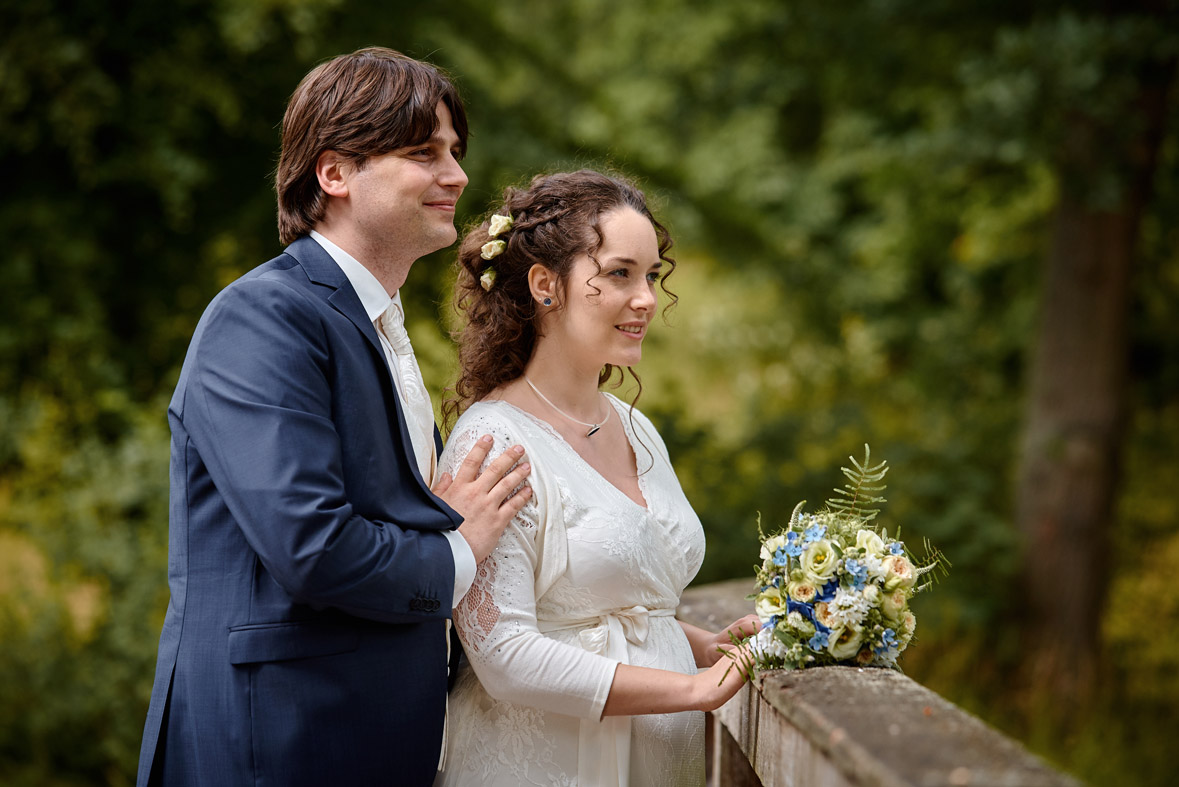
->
xmin=647 ymin=271 xmax=662 ymax=283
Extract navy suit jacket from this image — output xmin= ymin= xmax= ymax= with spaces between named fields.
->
xmin=137 ymin=237 xmax=464 ymax=787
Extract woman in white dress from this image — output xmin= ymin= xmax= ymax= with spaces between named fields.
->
xmin=435 ymin=171 xmax=758 ymax=787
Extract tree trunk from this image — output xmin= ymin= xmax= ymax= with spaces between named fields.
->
xmin=1015 ymin=51 xmax=1175 ymax=705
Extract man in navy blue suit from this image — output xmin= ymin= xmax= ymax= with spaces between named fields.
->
xmin=136 ymin=48 xmax=532 ymax=786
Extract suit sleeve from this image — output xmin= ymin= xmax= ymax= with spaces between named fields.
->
xmin=181 ymin=276 xmax=455 ymax=623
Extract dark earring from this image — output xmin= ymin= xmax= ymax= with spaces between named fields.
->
xmin=543 ymin=298 xmax=552 ymax=306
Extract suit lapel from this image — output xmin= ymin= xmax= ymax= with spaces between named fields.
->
xmin=283 ymin=237 xmax=439 ymax=501
xmin=286 ymin=237 xmax=386 ymax=359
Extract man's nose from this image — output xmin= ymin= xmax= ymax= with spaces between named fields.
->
xmin=440 ymin=155 xmax=469 ymax=190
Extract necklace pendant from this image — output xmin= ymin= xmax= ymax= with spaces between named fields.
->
xmin=523 ymin=376 xmax=611 ymax=438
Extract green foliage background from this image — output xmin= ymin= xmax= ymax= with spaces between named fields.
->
xmin=1 ymin=1 xmax=1176 ymax=784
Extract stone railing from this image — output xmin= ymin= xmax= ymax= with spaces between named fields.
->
xmin=677 ymin=580 xmax=1084 ymax=787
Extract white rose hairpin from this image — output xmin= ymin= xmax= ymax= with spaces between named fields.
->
xmin=488 ymin=213 xmax=513 ymax=237
xmin=479 ymin=268 xmax=497 ymax=291
xmin=479 ymin=213 xmax=513 ymax=290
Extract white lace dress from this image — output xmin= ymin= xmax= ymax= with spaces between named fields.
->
xmin=434 ymin=395 xmax=708 ymax=787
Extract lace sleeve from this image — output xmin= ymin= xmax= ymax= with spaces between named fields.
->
xmin=442 ymin=407 xmax=619 ymax=721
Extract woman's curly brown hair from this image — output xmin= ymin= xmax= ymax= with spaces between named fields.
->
xmin=443 ymin=170 xmax=677 ymax=430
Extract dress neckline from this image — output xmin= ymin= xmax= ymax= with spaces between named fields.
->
xmin=479 ymin=395 xmax=653 ymax=513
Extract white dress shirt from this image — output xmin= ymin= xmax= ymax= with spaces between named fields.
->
xmin=310 ymin=231 xmax=476 ymax=604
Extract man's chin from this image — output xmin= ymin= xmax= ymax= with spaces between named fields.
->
xmin=419 ymin=226 xmax=459 ymax=255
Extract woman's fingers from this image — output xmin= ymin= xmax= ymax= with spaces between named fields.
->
xmin=727 ymin=614 xmax=762 ymax=640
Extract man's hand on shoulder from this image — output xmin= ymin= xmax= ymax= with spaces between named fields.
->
xmin=431 ymin=435 xmax=531 ymax=563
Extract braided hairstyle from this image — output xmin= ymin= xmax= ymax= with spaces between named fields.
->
xmin=443 ymin=170 xmax=676 ymax=429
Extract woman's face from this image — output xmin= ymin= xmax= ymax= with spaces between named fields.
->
xmin=545 ymin=207 xmax=662 ymax=372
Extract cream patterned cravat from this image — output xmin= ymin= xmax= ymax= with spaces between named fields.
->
xmin=377 ymin=301 xmax=437 ymax=483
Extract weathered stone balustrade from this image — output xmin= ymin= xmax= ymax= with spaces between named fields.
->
xmin=677 ymin=580 xmax=1083 ymax=787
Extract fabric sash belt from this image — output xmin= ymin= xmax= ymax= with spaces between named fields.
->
xmin=537 ymin=606 xmax=677 ymax=787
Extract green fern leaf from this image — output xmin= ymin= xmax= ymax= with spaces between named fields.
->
xmin=825 ymin=444 xmax=889 ymax=521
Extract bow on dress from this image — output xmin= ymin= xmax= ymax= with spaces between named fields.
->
xmin=538 ymin=605 xmax=676 ymax=787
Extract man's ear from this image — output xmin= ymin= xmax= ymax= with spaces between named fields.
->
xmin=528 ymin=264 xmax=559 ymax=307
xmin=315 ymin=151 xmax=350 ymax=198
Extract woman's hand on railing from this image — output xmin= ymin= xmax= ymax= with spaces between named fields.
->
xmin=704 ymin=614 xmax=762 ymax=666
xmin=600 ymin=630 xmax=758 ymax=718
xmin=692 ymin=640 xmax=758 ymax=712
xmin=678 ymin=614 xmax=762 ymax=667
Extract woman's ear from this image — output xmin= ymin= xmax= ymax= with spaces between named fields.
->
xmin=528 ymin=264 xmax=559 ymax=307
xmin=315 ymin=150 xmax=350 ymax=198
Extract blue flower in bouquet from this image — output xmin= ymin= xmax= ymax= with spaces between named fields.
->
xmin=743 ymin=445 xmax=948 ymax=674
xmin=786 ymin=531 xmax=805 ymax=556
xmin=844 ymin=558 xmax=869 ymax=590
xmin=803 ymin=522 xmax=827 ymax=545
xmin=772 ymin=532 xmax=804 ymax=565
xmin=874 ymin=628 xmax=899 ymax=655
xmin=787 ymin=599 xmax=820 ymax=627
xmin=815 ymin=579 xmax=838 ymax=603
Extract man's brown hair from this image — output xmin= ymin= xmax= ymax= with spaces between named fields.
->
xmin=275 ymin=47 xmax=469 ymax=245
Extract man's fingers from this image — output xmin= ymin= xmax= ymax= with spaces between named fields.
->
xmin=478 ymin=444 xmax=526 ymax=488
xmin=490 ymin=461 xmax=531 ymax=500
xmin=502 ymin=483 xmax=533 ymax=513
xmin=431 ymin=471 xmax=453 ymax=496
xmin=455 ymin=435 xmax=495 ymax=482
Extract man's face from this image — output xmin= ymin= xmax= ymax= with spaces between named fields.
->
xmin=344 ymin=101 xmax=468 ymax=262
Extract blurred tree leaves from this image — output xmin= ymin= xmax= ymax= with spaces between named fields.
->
xmin=0 ymin=397 xmax=169 ymax=786
xmin=1 ymin=0 xmax=1177 ymax=783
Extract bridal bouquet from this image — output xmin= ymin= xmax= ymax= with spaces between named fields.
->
xmin=745 ymin=446 xmax=946 ymax=671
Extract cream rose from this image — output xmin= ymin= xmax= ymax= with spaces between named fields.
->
xmin=480 ymin=239 xmax=506 ymax=260
xmin=479 ymin=268 xmax=497 ymax=291
xmin=487 ymin=213 xmax=513 ymax=237
xmin=881 ymin=588 xmax=908 ymax=621
xmin=800 ymin=539 xmax=838 ymax=584
xmin=814 ymin=601 xmax=838 ymax=630
xmin=882 ymin=554 xmax=916 ymax=592
xmin=827 ymin=625 xmax=864 ymax=660
xmin=787 ymin=580 xmax=818 ymax=604
xmin=898 ymin=610 xmax=917 ymax=644
xmin=855 ymin=529 xmax=886 ymax=557
xmin=755 ymin=587 xmax=785 ymax=623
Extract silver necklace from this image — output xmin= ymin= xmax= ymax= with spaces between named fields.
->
xmin=523 ymin=377 xmax=611 ymax=437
